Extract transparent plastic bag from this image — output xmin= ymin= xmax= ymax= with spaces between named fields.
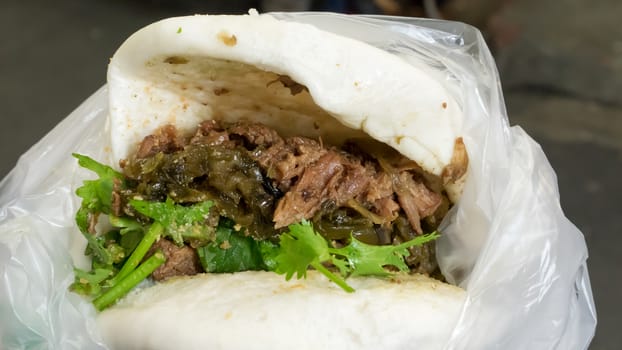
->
xmin=0 ymin=13 xmax=596 ymax=350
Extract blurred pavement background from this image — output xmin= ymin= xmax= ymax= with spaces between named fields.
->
xmin=1 ymin=0 xmax=619 ymax=348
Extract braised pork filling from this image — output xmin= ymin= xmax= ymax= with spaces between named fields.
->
xmin=115 ymin=120 xmax=450 ymax=279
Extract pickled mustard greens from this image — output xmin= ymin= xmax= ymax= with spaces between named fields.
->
xmin=122 ymin=144 xmax=277 ymax=239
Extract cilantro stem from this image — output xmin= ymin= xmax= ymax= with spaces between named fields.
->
xmin=111 ymin=222 xmax=163 ymax=285
xmin=396 ymin=231 xmax=440 ymax=248
xmin=311 ymin=261 xmax=354 ymax=293
xmin=93 ymin=251 xmax=166 ymax=311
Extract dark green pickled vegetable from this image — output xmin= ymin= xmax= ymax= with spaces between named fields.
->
xmin=122 ymin=144 xmax=277 ymax=239
xmin=312 ymin=208 xmax=376 ymax=243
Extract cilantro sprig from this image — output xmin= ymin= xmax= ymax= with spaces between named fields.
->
xmin=330 ymin=233 xmax=439 ymax=277
xmin=73 ymin=154 xmax=125 ymax=266
xmin=73 ymin=153 xmax=123 ymax=228
xmin=268 ymin=221 xmax=440 ymax=292
xmin=71 ymin=267 xmax=114 ymax=296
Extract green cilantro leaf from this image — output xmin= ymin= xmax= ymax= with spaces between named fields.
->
xmin=129 ymin=198 xmax=213 ymax=245
xmin=197 ymin=221 xmax=267 ymax=273
xmin=70 ymin=267 xmax=114 ymax=296
xmin=109 ymin=215 xmax=144 ymax=236
xmin=331 ymin=257 xmax=350 ymax=277
xmin=330 ymin=232 xmax=440 ymax=277
xmin=73 ymin=153 xmax=123 ymax=179
xmin=81 ymin=230 xmax=113 ymax=266
xmin=273 ymin=221 xmax=330 ymax=280
xmin=270 ymin=221 xmax=353 ymax=291
xmin=119 ymin=229 xmax=143 ymax=255
xmin=268 ymin=221 xmax=440 ymax=293
xmin=108 ymin=216 xmax=146 ymax=258
xmin=106 ymin=242 xmax=126 ymax=265
xmin=73 ymin=153 xmax=123 ymax=219
xmin=73 ymin=154 xmax=125 ymax=265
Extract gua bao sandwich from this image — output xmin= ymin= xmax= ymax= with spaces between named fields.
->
xmin=71 ymin=13 xmax=469 ymax=349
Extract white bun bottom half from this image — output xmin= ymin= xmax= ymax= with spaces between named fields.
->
xmin=97 ymin=271 xmax=465 ymax=350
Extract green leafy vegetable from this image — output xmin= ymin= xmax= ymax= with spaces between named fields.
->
xmin=109 ymin=215 xmax=144 ymax=236
xmin=258 ymin=240 xmax=279 ymax=271
xmin=272 ymin=221 xmax=353 ymax=292
xmin=109 ymin=216 xmax=146 ymax=258
xmin=72 ymin=155 xmax=218 ymax=310
xmin=81 ymin=234 xmax=114 ymax=267
xmin=130 ymin=197 xmax=213 ymax=245
xmin=73 ymin=153 xmax=123 ymax=220
xmin=71 ymin=268 xmax=114 ymax=296
xmin=73 ymin=154 xmax=125 ymax=266
xmin=105 ymin=242 xmax=126 ymax=265
xmin=197 ymin=220 xmax=268 ymax=273
xmin=270 ymin=221 xmax=440 ymax=292
xmin=119 ymin=229 xmax=143 ymax=254
xmin=273 ymin=221 xmax=330 ymax=280
xmin=330 ymin=232 xmax=440 ymax=277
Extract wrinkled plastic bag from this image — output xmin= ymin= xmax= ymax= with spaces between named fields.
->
xmin=0 ymin=12 xmax=596 ymax=350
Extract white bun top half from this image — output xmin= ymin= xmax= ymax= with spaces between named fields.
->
xmin=98 ymin=271 xmax=466 ymax=350
xmin=108 ymin=13 xmax=464 ymax=178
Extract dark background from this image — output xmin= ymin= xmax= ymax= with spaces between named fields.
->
xmin=1 ymin=0 xmax=620 ymax=348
